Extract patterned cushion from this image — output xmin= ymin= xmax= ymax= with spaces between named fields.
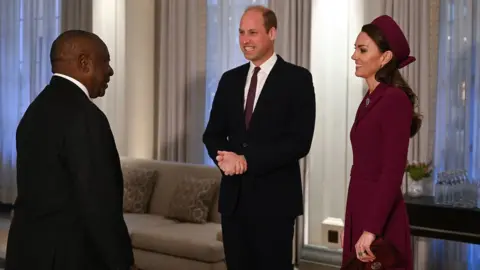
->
xmin=122 ymin=166 xmax=158 ymax=213
xmin=166 ymin=176 xmax=217 ymax=224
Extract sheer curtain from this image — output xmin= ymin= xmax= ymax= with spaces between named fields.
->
xmin=468 ymin=1 xmax=480 ymax=181
xmin=433 ymin=0 xmax=480 ymax=269
xmin=0 ymin=0 xmax=60 ymax=203
xmin=434 ymin=0 xmax=474 ymax=175
xmin=204 ymin=0 xmax=268 ymax=166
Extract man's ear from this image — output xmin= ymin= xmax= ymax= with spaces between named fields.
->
xmin=268 ymin=27 xmax=277 ymax=41
xmin=78 ymin=53 xmax=91 ymax=74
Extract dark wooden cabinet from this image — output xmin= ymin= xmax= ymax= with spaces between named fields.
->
xmin=405 ymin=195 xmax=480 ymax=244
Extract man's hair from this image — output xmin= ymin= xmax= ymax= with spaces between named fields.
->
xmin=244 ymin=5 xmax=277 ymax=32
xmin=50 ymin=30 xmax=100 ymax=64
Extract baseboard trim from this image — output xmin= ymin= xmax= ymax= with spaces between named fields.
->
xmin=299 ymin=244 xmax=342 ymax=267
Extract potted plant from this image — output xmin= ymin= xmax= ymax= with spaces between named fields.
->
xmin=405 ymin=160 xmax=433 ymax=197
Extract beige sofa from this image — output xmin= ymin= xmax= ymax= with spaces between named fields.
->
xmin=120 ymin=157 xmax=226 ymax=270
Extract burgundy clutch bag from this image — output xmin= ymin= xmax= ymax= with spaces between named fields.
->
xmin=341 ymin=238 xmax=403 ymax=270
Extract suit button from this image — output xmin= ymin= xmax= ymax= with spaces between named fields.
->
xmin=242 ymin=143 xmax=248 ymax=148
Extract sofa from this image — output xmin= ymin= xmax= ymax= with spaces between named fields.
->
xmin=120 ymin=156 xmax=226 ymax=270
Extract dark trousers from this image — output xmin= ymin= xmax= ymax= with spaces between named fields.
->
xmin=221 ymin=214 xmax=295 ymax=270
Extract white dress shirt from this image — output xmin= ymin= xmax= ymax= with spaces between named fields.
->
xmin=53 ymin=73 xmax=90 ymax=99
xmin=244 ymin=53 xmax=278 ymax=110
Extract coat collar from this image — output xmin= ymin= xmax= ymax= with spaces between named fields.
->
xmin=354 ymin=82 xmax=389 ymax=125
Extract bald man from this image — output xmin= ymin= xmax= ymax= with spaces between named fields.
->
xmin=5 ymin=30 xmax=135 ymax=270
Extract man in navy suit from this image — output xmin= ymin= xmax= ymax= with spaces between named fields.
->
xmin=203 ymin=5 xmax=316 ymax=270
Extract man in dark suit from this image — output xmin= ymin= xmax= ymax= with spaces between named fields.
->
xmin=6 ymin=30 xmax=136 ymax=270
xmin=203 ymin=5 xmax=316 ymax=270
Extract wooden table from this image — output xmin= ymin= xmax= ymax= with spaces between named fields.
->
xmin=405 ymin=195 xmax=480 ymax=244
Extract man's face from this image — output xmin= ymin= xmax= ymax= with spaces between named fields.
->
xmin=88 ymin=43 xmax=113 ymax=98
xmin=239 ymin=10 xmax=276 ymax=66
xmin=81 ymin=42 xmax=114 ymax=99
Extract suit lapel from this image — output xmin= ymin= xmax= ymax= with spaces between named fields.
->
xmin=234 ymin=64 xmax=250 ymax=132
xmin=354 ymin=82 xmax=388 ymax=126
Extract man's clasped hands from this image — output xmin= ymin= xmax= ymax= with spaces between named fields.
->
xmin=216 ymin=151 xmax=248 ymax=175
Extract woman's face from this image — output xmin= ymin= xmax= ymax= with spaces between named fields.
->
xmin=351 ymin=32 xmax=389 ymax=79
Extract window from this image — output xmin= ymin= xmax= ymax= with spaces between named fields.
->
xmin=434 ymin=0 xmax=479 ymax=178
xmin=0 ymin=0 xmax=60 ymax=202
xmin=434 ymin=0 xmax=480 ymax=268
xmin=203 ymin=0 xmax=268 ymax=166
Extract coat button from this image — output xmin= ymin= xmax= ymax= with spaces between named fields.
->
xmin=242 ymin=143 xmax=248 ymax=148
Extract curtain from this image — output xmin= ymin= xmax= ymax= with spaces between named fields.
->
xmin=204 ymin=0 xmax=268 ymax=166
xmin=61 ymin=0 xmax=92 ymax=32
xmin=268 ymin=0 xmax=311 ymax=265
xmin=435 ymin=0 xmax=480 ymax=178
xmin=431 ymin=0 xmax=480 ymax=269
xmin=381 ymin=0 xmax=439 ymax=195
xmin=0 ymin=0 xmax=60 ymax=203
xmin=155 ymin=0 xmax=207 ymax=163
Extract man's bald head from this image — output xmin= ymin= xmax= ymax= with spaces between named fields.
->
xmin=49 ymin=30 xmax=114 ymax=99
xmin=50 ymin=30 xmax=104 ymax=68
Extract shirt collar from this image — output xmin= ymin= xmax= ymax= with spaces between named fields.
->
xmin=53 ymin=73 xmax=90 ymax=99
xmin=249 ymin=53 xmax=278 ymax=74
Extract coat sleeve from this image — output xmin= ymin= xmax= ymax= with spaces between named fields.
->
xmin=203 ymin=73 xmax=231 ymax=168
xmin=65 ymin=109 xmax=134 ymax=270
xmin=363 ymin=90 xmax=412 ymax=235
xmin=243 ymin=69 xmax=316 ymax=176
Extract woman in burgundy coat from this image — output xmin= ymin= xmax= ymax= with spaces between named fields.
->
xmin=340 ymin=15 xmax=422 ymax=270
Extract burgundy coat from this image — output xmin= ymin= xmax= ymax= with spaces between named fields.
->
xmin=342 ymin=82 xmax=413 ymax=270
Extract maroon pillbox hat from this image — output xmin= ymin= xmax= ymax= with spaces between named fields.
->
xmin=371 ymin=15 xmax=416 ymax=69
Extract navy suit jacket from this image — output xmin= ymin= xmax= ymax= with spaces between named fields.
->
xmin=203 ymin=55 xmax=316 ymax=217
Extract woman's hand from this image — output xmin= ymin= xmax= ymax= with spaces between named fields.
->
xmin=355 ymin=231 xmax=376 ymax=262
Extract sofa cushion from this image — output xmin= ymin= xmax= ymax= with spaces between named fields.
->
xmin=122 ymin=166 xmax=158 ymax=213
xmin=166 ymin=176 xmax=217 ymax=224
xmin=123 ymin=213 xmax=177 ymax=235
xmin=131 ymin=222 xmax=224 ymax=263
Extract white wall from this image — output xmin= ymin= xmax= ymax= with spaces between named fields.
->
xmin=306 ymin=0 xmax=383 ymax=246
xmin=92 ymin=0 xmax=155 ymax=158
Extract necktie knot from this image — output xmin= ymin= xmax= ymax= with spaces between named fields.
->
xmin=253 ymin=66 xmax=261 ymax=74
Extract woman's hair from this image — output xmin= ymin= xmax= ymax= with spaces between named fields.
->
xmin=361 ymin=24 xmax=422 ymax=138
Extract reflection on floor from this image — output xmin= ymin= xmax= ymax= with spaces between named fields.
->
xmin=302 ymin=237 xmax=480 ymax=270
xmin=1 ymin=212 xmax=479 ymax=270
xmin=0 ymin=216 xmax=8 ymax=255
xmin=299 ymin=261 xmax=338 ymax=270
xmin=0 ymin=215 xmax=8 ymax=270
xmin=415 ymin=237 xmax=480 ymax=270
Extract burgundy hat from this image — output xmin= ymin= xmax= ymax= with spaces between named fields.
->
xmin=371 ymin=15 xmax=416 ymax=69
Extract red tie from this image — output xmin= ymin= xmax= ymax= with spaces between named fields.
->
xmin=245 ymin=66 xmax=261 ymax=129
